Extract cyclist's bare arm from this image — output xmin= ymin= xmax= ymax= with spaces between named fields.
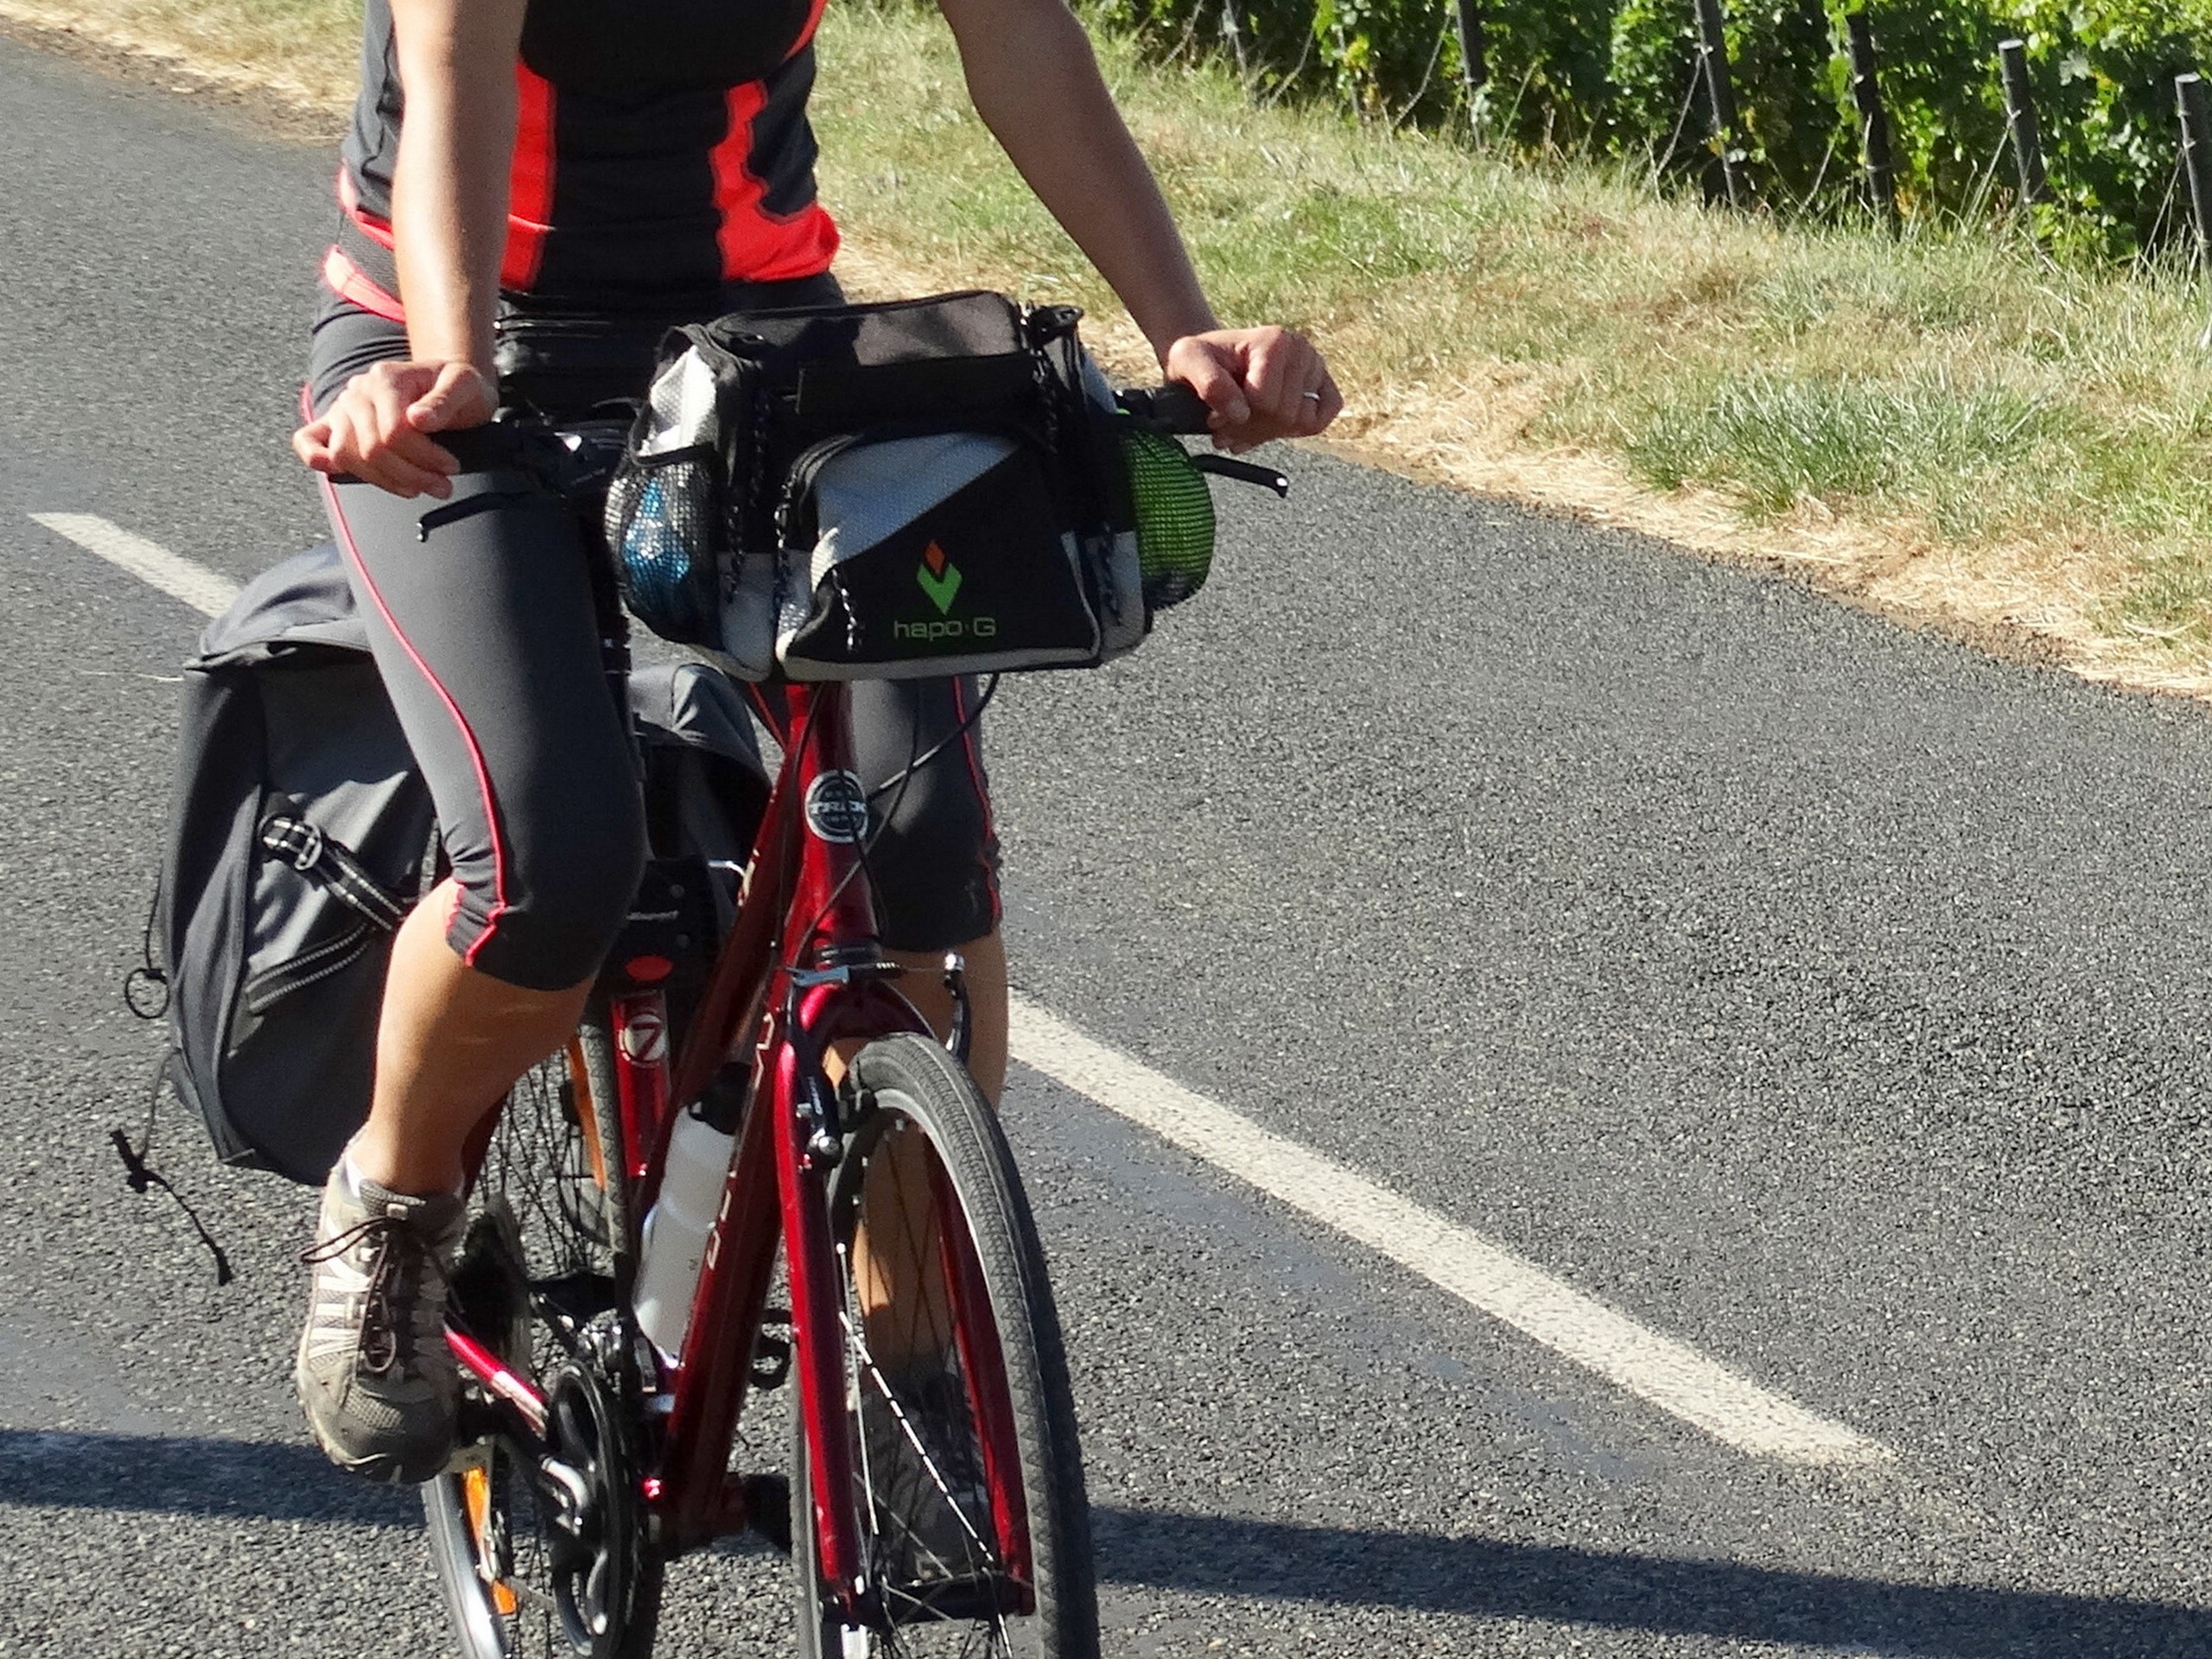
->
xmin=291 ymin=0 xmax=593 ymax=1203
xmin=934 ymin=0 xmax=1342 ymax=449
xmin=291 ymin=0 xmax=521 ymax=497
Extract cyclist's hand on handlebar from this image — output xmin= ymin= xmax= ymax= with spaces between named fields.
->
xmin=292 ymin=359 xmax=497 ymax=499
xmin=1162 ymin=327 xmax=1342 ymax=454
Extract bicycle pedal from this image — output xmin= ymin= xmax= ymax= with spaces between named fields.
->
xmin=750 ymin=1332 xmax=792 ymax=1390
xmin=740 ymin=1472 xmax=792 ymax=1554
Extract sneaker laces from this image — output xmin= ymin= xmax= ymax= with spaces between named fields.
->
xmin=302 ymin=1215 xmax=448 ymax=1379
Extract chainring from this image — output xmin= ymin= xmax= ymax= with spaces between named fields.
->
xmin=539 ymin=1358 xmax=648 ymax=1657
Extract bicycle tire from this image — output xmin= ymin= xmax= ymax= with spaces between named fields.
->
xmin=793 ymin=1033 xmax=1099 ymax=1659
xmin=423 ymin=1007 xmax=662 ymax=1659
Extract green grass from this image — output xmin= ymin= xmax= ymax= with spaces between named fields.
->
xmin=21 ymin=0 xmax=2212 ymax=677
xmin=804 ymin=3 xmax=2212 ymax=670
xmin=1624 ymin=372 xmax=2056 ymax=529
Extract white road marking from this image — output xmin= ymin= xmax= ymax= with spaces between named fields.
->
xmin=48 ymin=513 xmax=1892 ymax=1467
xmin=31 ymin=513 xmax=239 ymax=618
xmin=1009 ymin=995 xmax=1892 ymax=1466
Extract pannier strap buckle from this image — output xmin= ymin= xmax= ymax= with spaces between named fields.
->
xmin=264 ymin=817 xmax=326 ymax=874
xmin=259 ymin=816 xmax=410 ymax=934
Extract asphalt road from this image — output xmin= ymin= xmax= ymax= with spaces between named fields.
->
xmin=7 ymin=29 xmax=2212 ymax=1658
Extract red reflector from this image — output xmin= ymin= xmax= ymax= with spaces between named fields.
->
xmin=625 ymin=955 xmax=674 ymax=983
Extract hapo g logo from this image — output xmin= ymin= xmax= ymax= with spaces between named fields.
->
xmin=916 ymin=541 xmax=963 ymax=614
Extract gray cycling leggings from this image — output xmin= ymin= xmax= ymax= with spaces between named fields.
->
xmin=309 ymin=294 xmax=1001 ymax=992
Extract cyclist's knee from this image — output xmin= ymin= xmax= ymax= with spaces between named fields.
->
xmin=850 ymin=678 xmax=1000 ymax=953
xmin=448 ymin=786 xmax=647 ymax=992
xmin=868 ymin=775 xmax=1000 ymax=953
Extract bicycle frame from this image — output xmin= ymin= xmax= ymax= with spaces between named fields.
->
xmin=445 ymin=675 xmax=979 ymax=1625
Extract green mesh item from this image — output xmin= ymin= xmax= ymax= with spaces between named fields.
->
xmin=1118 ymin=424 xmax=1215 ymax=610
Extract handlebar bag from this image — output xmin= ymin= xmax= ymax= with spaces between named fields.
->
xmin=603 ymin=289 xmax=1147 ymax=679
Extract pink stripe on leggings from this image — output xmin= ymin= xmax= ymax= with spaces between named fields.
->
xmin=318 ymin=472 xmax=512 ymax=963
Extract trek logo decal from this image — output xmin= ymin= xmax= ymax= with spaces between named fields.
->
xmin=916 ymin=541 xmax=963 ymax=614
xmin=803 ymin=769 xmax=871 ymax=844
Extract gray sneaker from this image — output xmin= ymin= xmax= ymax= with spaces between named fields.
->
xmin=295 ymin=1162 xmax=466 ymax=1484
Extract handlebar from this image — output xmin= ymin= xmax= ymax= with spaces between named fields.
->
xmin=1114 ymin=383 xmax=1292 ymax=497
xmin=1114 ymin=383 xmax=1213 ymax=435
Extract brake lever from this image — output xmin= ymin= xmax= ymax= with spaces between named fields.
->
xmin=1193 ymin=454 xmax=1290 ymax=497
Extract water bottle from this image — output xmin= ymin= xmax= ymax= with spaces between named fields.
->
xmin=620 ymin=474 xmax=703 ymax=634
xmin=632 ymin=1107 xmax=737 ymax=1361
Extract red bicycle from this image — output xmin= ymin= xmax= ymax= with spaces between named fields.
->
xmin=418 ymin=384 xmax=1222 ymax=1659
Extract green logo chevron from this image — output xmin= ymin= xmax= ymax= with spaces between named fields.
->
xmin=916 ymin=541 xmax=963 ymax=614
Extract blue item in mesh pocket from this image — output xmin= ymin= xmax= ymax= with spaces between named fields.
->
xmin=610 ymin=457 xmax=718 ymax=645
xmin=1119 ymin=425 xmax=1215 ymax=610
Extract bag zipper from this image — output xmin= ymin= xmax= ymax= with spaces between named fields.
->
xmin=772 ymin=431 xmax=882 ymax=550
xmin=242 ymin=925 xmax=374 ymax=1017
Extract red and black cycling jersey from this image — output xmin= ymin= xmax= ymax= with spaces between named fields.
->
xmin=326 ymin=0 xmax=840 ymax=317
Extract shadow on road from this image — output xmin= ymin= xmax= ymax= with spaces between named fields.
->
xmin=5 ymin=1432 xmax=2203 ymax=1655
xmin=0 ymin=1426 xmax=411 ymax=1528
xmin=1093 ymin=1504 xmax=2209 ymax=1658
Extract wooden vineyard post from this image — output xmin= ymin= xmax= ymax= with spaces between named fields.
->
xmin=1693 ymin=0 xmax=1745 ymax=208
xmin=1998 ymin=38 xmax=2049 ymax=227
xmin=1845 ymin=10 xmax=1897 ymax=229
xmin=1452 ymin=0 xmax=1488 ymax=117
xmin=2179 ymin=74 xmax=2212 ymax=264
xmin=1220 ymin=0 xmax=1249 ymax=78
xmin=2180 ymin=73 xmax=2212 ymax=347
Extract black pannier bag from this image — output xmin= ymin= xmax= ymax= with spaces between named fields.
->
xmin=155 ymin=543 xmax=766 ymax=1185
xmin=157 ymin=545 xmax=430 ymax=1184
xmin=602 ymin=289 xmax=1154 ymax=680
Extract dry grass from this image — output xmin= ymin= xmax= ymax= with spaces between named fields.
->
xmin=15 ymin=0 xmax=2212 ymax=695
xmin=809 ymin=5 xmax=2212 ymax=693
xmin=0 ymin=0 xmax=358 ymax=105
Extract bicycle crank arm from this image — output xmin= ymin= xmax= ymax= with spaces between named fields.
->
xmin=447 ymin=1324 xmax=550 ymax=1440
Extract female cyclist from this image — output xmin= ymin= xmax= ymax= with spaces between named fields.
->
xmin=289 ymin=0 xmax=1342 ymax=1484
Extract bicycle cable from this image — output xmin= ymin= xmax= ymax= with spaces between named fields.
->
xmin=780 ymin=672 xmax=998 ymax=975
xmin=866 ymin=673 xmax=1001 ymax=804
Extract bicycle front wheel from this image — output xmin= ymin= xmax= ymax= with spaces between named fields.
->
xmin=795 ymin=1033 xmax=1098 ymax=1659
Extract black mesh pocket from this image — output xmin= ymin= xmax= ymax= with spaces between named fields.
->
xmin=604 ymin=446 xmax=723 ymax=646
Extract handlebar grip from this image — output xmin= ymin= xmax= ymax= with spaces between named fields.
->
xmin=1116 ymin=383 xmax=1213 ymax=436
